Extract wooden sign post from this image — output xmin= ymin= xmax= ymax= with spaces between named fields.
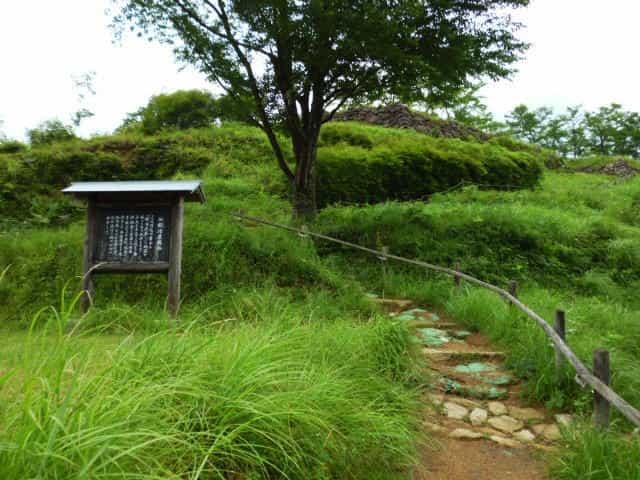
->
xmin=63 ymin=181 xmax=205 ymax=318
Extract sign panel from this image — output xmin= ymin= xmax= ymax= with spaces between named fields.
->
xmin=94 ymin=207 xmax=171 ymax=263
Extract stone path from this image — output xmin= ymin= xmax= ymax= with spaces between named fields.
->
xmin=375 ymin=299 xmax=570 ymax=479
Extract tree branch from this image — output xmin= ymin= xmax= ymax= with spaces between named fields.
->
xmin=215 ymin=0 xmax=294 ymax=181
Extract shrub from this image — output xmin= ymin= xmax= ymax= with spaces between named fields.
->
xmin=128 ymin=90 xmax=220 ymax=134
xmin=0 ymin=140 xmax=27 ymax=154
xmin=316 ymin=122 xmax=543 ymax=207
xmin=26 ymin=119 xmax=76 ymax=146
xmin=0 ymin=125 xmax=289 ymax=226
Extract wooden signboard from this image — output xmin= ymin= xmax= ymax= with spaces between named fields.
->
xmin=63 ymin=181 xmax=205 ymax=318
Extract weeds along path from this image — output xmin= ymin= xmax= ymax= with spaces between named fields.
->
xmin=376 ymin=299 xmax=571 ymax=479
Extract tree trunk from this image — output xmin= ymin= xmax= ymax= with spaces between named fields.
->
xmin=291 ymin=133 xmax=319 ymax=220
xmin=293 ymin=175 xmax=317 ymax=220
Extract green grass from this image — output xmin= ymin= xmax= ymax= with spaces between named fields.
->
xmin=3 ymin=121 xmax=640 ymax=478
xmin=0 ymin=296 xmax=424 ymax=479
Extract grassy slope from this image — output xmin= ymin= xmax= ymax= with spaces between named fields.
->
xmin=1 ymin=122 xmax=640 ymax=478
xmin=0 ymin=126 xmax=425 ymax=478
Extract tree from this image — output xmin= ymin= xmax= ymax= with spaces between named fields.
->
xmin=141 ymin=89 xmax=220 ymax=134
xmin=26 ymin=119 xmax=76 ymax=146
xmin=583 ymin=104 xmax=626 ymax=156
xmin=561 ymin=106 xmax=588 ymax=158
xmin=437 ymin=83 xmax=505 ymax=133
xmin=538 ymin=115 xmax=566 ymax=152
xmin=506 ymin=104 xmax=552 ymax=144
xmin=113 ymin=0 xmax=529 ymax=217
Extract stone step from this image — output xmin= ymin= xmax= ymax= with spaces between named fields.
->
xmin=429 ymin=362 xmax=514 ymax=387
xmin=371 ymin=297 xmax=413 ymax=312
xmin=423 ymin=348 xmax=506 ymax=360
xmin=406 ymin=320 xmax=459 ymax=329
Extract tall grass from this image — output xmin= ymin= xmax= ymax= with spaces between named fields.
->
xmin=0 ymin=302 xmax=423 ymax=479
xmin=551 ymin=424 xmax=640 ymax=480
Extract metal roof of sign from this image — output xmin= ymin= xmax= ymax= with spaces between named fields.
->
xmin=62 ymin=180 xmax=206 ymax=203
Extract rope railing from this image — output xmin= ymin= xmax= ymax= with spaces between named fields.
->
xmin=232 ymin=211 xmax=640 ymax=429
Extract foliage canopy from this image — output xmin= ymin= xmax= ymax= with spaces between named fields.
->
xmin=113 ymin=0 xmax=529 ymax=216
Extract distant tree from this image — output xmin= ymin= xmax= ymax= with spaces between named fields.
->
xmin=620 ymin=111 xmax=640 ymax=158
xmin=506 ymin=105 xmax=552 ymax=144
xmin=538 ymin=116 xmax=567 ymax=152
xmin=214 ymin=92 xmax=256 ymax=124
xmin=27 ymin=119 xmax=76 ymax=146
xmin=0 ymin=139 xmax=28 ymax=154
xmin=583 ymin=104 xmax=626 ymax=156
xmin=137 ymin=90 xmax=220 ymax=134
xmin=113 ymin=0 xmax=530 ymax=218
xmin=424 ymin=82 xmax=505 ymax=133
xmin=560 ymin=106 xmax=588 ymax=158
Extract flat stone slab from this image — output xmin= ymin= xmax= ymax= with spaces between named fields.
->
xmin=449 ymin=428 xmax=483 ymax=440
xmin=509 ymin=406 xmax=545 ymax=422
xmin=452 ymin=362 xmax=512 ymax=386
xmin=470 ymin=408 xmax=488 ymax=426
xmin=490 ymin=435 xmax=521 ymax=448
xmin=488 ymin=401 xmax=508 ymax=416
xmin=419 ymin=328 xmax=451 ymax=347
xmin=423 ymin=348 xmax=505 ymax=359
xmin=514 ymin=429 xmax=536 ymax=443
xmin=444 ymin=401 xmax=469 ymax=420
xmin=488 ymin=415 xmax=524 ymax=433
xmin=454 ymin=362 xmax=496 ymax=374
xmin=533 ymin=423 xmax=562 ymax=441
xmin=439 ymin=377 xmax=508 ymax=400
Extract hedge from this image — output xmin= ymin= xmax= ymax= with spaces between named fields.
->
xmin=316 ymin=122 xmax=543 ymax=207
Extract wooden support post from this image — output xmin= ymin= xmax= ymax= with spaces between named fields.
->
xmin=454 ymin=262 xmax=461 ymax=288
xmin=167 ymin=197 xmax=184 ymax=319
xmin=554 ymin=310 xmax=566 ymax=369
xmin=380 ymin=246 xmax=388 ymax=299
xmin=593 ymin=348 xmax=611 ymax=430
xmin=508 ymin=280 xmax=518 ymax=305
xmin=81 ymin=199 xmax=97 ymax=314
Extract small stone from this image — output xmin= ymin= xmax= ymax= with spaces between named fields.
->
xmin=488 ymin=401 xmax=507 ymax=416
xmin=533 ymin=424 xmax=561 ymax=441
xmin=449 ymin=428 xmax=483 ymax=440
xmin=470 ymin=408 xmax=488 ymax=426
xmin=423 ymin=421 xmax=445 ymax=433
xmin=513 ymin=429 xmax=536 ymax=443
xmin=509 ymin=406 xmax=545 ymax=422
xmin=488 ymin=415 xmax=524 ymax=433
xmin=428 ymin=393 xmax=444 ymax=406
xmin=532 ymin=424 xmax=546 ymax=435
xmin=555 ymin=414 xmax=572 ymax=426
xmin=490 ymin=435 xmax=521 ymax=448
xmin=545 ymin=424 xmax=562 ymax=441
xmin=445 ymin=396 xmax=482 ymax=409
xmin=444 ymin=401 xmax=469 ymax=420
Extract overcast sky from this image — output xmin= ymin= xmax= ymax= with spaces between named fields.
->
xmin=1 ymin=0 xmax=639 ymax=141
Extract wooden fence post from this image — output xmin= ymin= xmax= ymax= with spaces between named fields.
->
xmin=508 ymin=280 xmax=518 ymax=306
xmin=593 ymin=348 xmax=611 ymax=430
xmin=554 ymin=310 xmax=566 ymax=369
xmin=380 ymin=246 xmax=389 ymax=298
xmin=454 ymin=262 xmax=461 ymax=288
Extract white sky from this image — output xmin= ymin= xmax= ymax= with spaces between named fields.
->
xmin=1 ymin=0 xmax=639 ymax=140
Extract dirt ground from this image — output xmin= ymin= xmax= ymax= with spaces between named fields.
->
xmin=414 ymin=436 xmax=549 ymax=480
